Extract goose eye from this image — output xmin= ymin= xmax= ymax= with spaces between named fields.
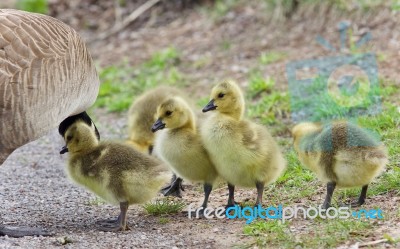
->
xmin=66 ymin=135 xmax=73 ymax=142
xmin=218 ymin=93 xmax=225 ymax=98
xmin=165 ymin=111 xmax=172 ymax=116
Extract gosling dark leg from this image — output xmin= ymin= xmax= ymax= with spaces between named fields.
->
xmin=255 ymin=181 xmax=265 ymax=207
xmin=226 ymin=183 xmax=236 ymax=208
xmin=99 ymin=201 xmax=129 ymax=232
xmin=201 ymin=183 xmax=213 ymax=209
xmin=349 ymin=184 xmax=368 ymax=207
xmin=0 ymin=226 xmax=52 ymax=238
xmin=322 ymin=182 xmax=336 ymax=209
xmin=161 ymin=174 xmax=184 ymax=198
xmin=191 ymin=183 xmax=213 ymax=218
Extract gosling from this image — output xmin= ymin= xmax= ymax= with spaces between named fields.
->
xmin=152 ymin=97 xmax=218 ymax=210
xmin=127 ymin=86 xmax=188 ymax=197
xmin=62 ymin=121 xmax=171 ymax=231
xmin=201 ymin=80 xmax=286 ymax=207
xmin=127 ymin=86 xmax=187 ymax=154
xmin=292 ymin=121 xmax=388 ymax=209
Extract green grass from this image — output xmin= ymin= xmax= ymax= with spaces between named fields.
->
xmin=289 ymin=74 xmax=384 ymax=122
xmin=267 ymin=149 xmax=319 ymax=202
xmin=246 ymin=78 xmax=289 ymax=126
xmin=244 ymin=219 xmax=374 ymax=248
xmin=259 ymin=51 xmax=287 ymax=65
xmin=158 ymin=217 xmax=170 ymax=224
xmin=16 ymin=0 xmax=48 ymax=14
xmin=143 ymin=198 xmax=186 ymax=216
xmin=200 ymin=0 xmax=240 ymax=21
xmin=247 ymin=70 xmax=276 ymax=97
xmin=263 ymin=0 xmax=389 ymax=15
xmin=197 ymin=96 xmax=211 ymax=108
xmin=242 ymin=74 xmax=400 ymax=247
xmin=243 ymin=220 xmax=292 ymax=247
xmin=94 ymin=47 xmax=184 ymax=112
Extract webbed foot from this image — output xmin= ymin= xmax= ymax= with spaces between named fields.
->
xmin=161 ymin=175 xmax=184 ymax=198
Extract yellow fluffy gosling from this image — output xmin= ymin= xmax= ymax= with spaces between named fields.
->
xmin=127 ymin=86 xmax=189 ymax=197
xmin=151 ymin=97 xmax=218 ymax=210
xmin=201 ymin=80 xmax=286 ymax=207
xmin=63 ymin=121 xmax=170 ymax=231
xmin=292 ymin=121 xmax=388 ymax=208
xmin=127 ymin=86 xmax=187 ymax=154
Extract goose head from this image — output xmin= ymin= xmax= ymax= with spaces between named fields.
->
xmin=63 ymin=121 xmax=99 ymax=154
xmin=152 ymin=97 xmax=195 ymax=132
xmin=202 ymin=80 xmax=245 ymax=120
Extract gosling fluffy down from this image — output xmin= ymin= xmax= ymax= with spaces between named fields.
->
xmin=127 ymin=86 xmax=188 ymax=154
xmin=201 ymin=80 xmax=286 ymax=207
xmin=63 ymin=121 xmax=171 ymax=231
xmin=126 ymin=86 xmax=190 ymax=197
xmin=152 ymin=97 xmax=218 ymax=209
xmin=292 ymin=121 xmax=388 ymax=208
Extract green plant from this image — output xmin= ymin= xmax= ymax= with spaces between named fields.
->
xmin=248 ymin=71 xmax=275 ymax=97
xmin=244 ymin=219 xmax=374 ymax=248
xmin=244 ymin=220 xmax=294 ymax=247
xmin=16 ymin=0 xmax=48 ymax=14
xmin=247 ymin=90 xmax=289 ymax=125
xmin=202 ymin=0 xmax=240 ymax=21
xmin=158 ymin=217 xmax=170 ymax=224
xmin=259 ymin=51 xmax=286 ymax=65
xmin=143 ymin=198 xmax=186 ymax=215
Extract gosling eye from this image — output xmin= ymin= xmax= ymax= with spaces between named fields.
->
xmin=66 ymin=135 xmax=73 ymax=142
xmin=165 ymin=110 xmax=172 ymax=117
xmin=218 ymin=93 xmax=225 ymax=98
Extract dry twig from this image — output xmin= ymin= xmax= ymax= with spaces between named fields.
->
xmin=90 ymin=0 xmax=161 ymax=43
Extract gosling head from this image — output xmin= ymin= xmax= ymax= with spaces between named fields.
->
xmin=202 ymin=80 xmax=245 ymax=120
xmin=59 ymin=112 xmax=100 ymax=154
xmin=152 ymin=97 xmax=194 ymax=132
xmin=62 ymin=121 xmax=99 ymax=154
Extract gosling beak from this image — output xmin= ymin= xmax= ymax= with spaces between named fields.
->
xmin=202 ymin=99 xmax=217 ymax=112
xmin=60 ymin=145 xmax=69 ymax=154
xmin=151 ymin=118 xmax=166 ymax=132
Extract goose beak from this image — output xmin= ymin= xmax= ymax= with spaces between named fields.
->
xmin=60 ymin=145 xmax=69 ymax=154
xmin=202 ymin=99 xmax=217 ymax=112
xmin=151 ymin=118 xmax=166 ymax=132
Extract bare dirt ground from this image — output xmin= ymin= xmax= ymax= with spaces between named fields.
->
xmin=1 ymin=1 xmax=400 ymax=248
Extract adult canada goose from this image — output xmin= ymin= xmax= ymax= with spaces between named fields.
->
xmin=0 ymin=9 xmax=100 ymax=237
xmin=152 ymin=97 xmax=218 ymax=210
xmin=292 ymin=121 xmax=388 ymax=209
xmin=127 ymin=86 xmax=189 ymax=197
xmin=63 ymin=121 xmax=170 ymax=231
xmin=201 ymin=80 xmax=286 ymax=207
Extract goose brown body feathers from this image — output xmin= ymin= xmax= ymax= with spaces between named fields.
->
xmin=0 ymin=9 xmax=99 ymax=163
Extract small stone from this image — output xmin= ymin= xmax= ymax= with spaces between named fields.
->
xmin=56 ymin=236 xmax=73 ymax=245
